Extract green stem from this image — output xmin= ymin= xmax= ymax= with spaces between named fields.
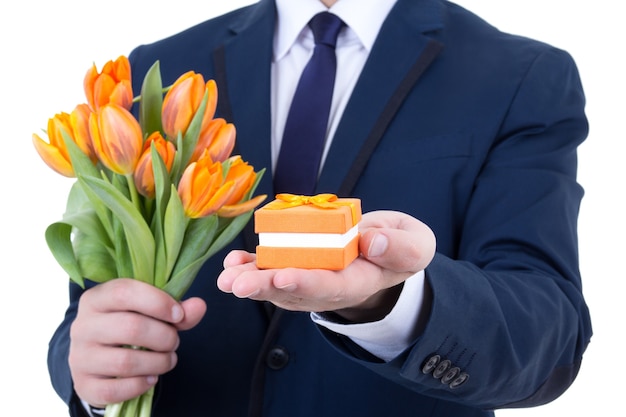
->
xmin=103 ymin=379 xmax=154 ymax=417
xmin=139 ymin=386 xmax=155 ymax=417
xmin=132 ymin=87 xmax=171 ymax=103
xmin=104 ymin=402 xmax=122 ymax=417
xmin=125 ymin=174 xmax=142 ymax=214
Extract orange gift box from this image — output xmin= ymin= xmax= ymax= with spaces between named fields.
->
xmin=255 ymin=194 xmax=362 ymax=270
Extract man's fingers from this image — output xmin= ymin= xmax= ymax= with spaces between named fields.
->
xmin=74 ymin=374 xmax=159 ymax=408
xmin=223 ymin=249 xmax=256 ymax=268
xmin=71 ymin=311 xmax=180 ymax=352
xmin=70 ymin=344 xmax=177 ymax=379
xmin=69 ymin=344 xmax=173 ymax=407
xmin=81 ymin=279 xmax=185 ymax=325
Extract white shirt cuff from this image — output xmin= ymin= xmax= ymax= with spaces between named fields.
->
xmin=80 ymin=399 xmax=105 ymax=416
xmin=311 ymin=270 xmax=426 ymax=362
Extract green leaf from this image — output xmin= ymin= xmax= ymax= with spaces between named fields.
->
xmin=170 ymin=132 xmax=185 ymax=183
xmin=152 ymin=143 xmax=172 ymax=224
xmin=79 ymin=175 xmax=155 ymax=283
xmin=139 ymin=61 xmax=164 ymax=135
xmin=112 ymin=214 xmax=134 ymax=278
xmin=168 ymin=88 xmax=209 ymax=182
xmin=180 ymin=91 xmax=208 ymax=167
xmin=151 ymin=145 xmax=174 ymax=288
xmin=64 ymin=181 xmax=91 ymax=215
xmin=73 ymin=229 xmax=117 ymax=282
xmin=163 ymin=215 xmax=218 ymax=299
xmin=61 ymin=129 xmax=100 ymax=179
xmin=162 ymin=257 xmax=207 ymax=301
xmin=73 ymin=176 xmax=115 ymax=245
xmin=61 ymin=130 xmax=115 ymax=240
xmin=164 ymin=209 xmax=254 ymax=300
xmin=159 ymin=185 xmax=188 ymax=288
xmin=62 ymin=208 xmax=112 ymax=248
xmin=57 ymin=196 xmax=117 ymax=282
xmin=45 ymin=222 xmax=84 ymax=288
xmin=206 ymin=210 xmax=254 ymax=260
xmin=111 ymin=173 xmax=131 ymax=200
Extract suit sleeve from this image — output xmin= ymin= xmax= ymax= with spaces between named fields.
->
xmin=319 ymin=46 xmax=592 ymax=410
xmin=48 ymin=282 xmax=92 ymax=416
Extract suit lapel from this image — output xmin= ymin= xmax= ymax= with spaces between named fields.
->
xmin=213 ymin=0 xmax=277 ymax=201
xmin=212 ymin=0 xmax=276 ymax=250
xmin=316 ymin=0 xmax=444 ymax=195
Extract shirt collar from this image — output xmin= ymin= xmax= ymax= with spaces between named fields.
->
xmin=274 ymin=0 xmax=398 ymax=60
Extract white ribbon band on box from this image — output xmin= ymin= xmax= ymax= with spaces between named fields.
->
xmin=258 ymin=225 xmax=358 ymax=248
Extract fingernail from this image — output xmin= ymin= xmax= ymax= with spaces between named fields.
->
xmin=239 ymin=289 xmax=260 ymax=298
xmin=146 ymin=375 xmax=158 ymax=385
xmin=277 ymin=283 xmax=297 ymax=292
xmin=368 ymin=234 xmax=388 ymax=257
xmin=171 ymin=305 xmax=184 ymax=322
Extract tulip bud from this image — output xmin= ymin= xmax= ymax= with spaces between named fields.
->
xmin=190 ymin=118 xmax=236 ymax=163
xmin=32 ymin=112 xmax=75 ymax=177
xmin=89 ymin=104 xmax=143 ymax=175
xmin=84 ymin=55 xmax=133 ymax=111
xmin=177 ymin=154 xmax=236 ymax=218
xmin=216 ymin=157 xmax=266 ymax=217
xmin=162 ymin=72 xmax=217 ymax=139
xmin=70 ymin=103 xmax=96 ymax=163
xmin=134 ymin=132 xmax=177 ymax=198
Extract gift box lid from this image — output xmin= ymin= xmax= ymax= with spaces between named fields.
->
xmin=255 ymin=194 xmax=361 ymax=234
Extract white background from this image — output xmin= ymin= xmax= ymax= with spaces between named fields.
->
xmin=0 ymin=1 xmax=622 ymax=415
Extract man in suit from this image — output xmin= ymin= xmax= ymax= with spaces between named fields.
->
xmin=48 ymin=0 xmax=592 ymax=416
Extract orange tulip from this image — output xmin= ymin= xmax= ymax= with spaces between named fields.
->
xmin=70 ymin=103 xmax=97 ymax=163
xmin=190 ymin=118 xmax=236 ymax=163
xmin=177 ymin=154 xmax=236 ymax=219
xmin=33 ymin=105 xmax=98 ymax=177
xmin=217 ymin=156 xmax=266 ymax=217
xmin=134 ymin=132 xmax=177 ymax=198
xmin=162 ymin=72 xmax=217 ymax=139
xmin=84 ymin=55 xmax=133 ymax=111
xmin=89 ymin=103 xmax=143 ymax=175
xmin=221 ymin=156 xmax=257 ymax=205
xmin=33 ymin=112 xmax=75 ymax=177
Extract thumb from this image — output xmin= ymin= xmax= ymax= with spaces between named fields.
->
xmin=359 ymin=226 xmax=435 ymax=273
xmin=174 ymin=297 xmax=207 ymax=331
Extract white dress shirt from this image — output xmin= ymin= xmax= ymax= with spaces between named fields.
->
xmin=273 ymin=0 xmax=426 ymax=362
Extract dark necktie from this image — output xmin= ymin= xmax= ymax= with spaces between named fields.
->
xmin=273 ymin=12 xmax=344 ymax=195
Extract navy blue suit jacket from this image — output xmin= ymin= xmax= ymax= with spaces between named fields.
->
xmin=48 ymin=1 xmax=592 ymax=416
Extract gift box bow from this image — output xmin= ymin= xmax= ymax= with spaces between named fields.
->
xmin=263 ymin=193 xmax=359 ymax=226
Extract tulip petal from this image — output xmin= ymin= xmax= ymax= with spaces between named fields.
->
xmin=217 ymin=194 xmax=267 ymax=218
xmin=208 ymin=122 xmax=236 ymax=163
xmin=70 ymin=104 xmax=96 ymax=162
xmin=91 ymin=104 xmax=143 ymax=175
xmin=84 ymin=56 xmax=133 ymax=111
xmin=32 ymin=133 xmax=74 ymax=177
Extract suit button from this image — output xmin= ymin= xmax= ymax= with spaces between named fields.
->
xmin=441 ymin=367 xmax=460 ymax=384
xmin=432 ymin=359 xmax=452 ymax=379
xmin=421 ymin=354 xmax=441 ymax=374
xmin=449 ymin=372 xmax=470 ymax=389
xmin=266 ymin=346 xmax=289 ymax=370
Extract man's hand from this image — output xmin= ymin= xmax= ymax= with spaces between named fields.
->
xmin=68 ymin=279 xmax=207 ymax=408
xmin=217 ymin=210 xmax=435 ymax=322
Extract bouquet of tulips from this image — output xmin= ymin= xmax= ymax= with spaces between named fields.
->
xmin=33 ymin=56 xmax=266 ymax=417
